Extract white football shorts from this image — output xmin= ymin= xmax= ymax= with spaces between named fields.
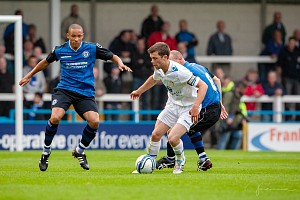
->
xmin=157 ymin=101 xmax=202 ymax=131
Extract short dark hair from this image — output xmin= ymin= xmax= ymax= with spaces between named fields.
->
xmin=147 ymin=42 xmax=170 ymax=57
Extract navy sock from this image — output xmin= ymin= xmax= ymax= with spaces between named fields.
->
xmin=166 ymin=141 xmax=175 ymax=159
xmin=188 ymin=131 xmax=205 ymax=156
xmin=80 ymin=124 xmax=97 ymax=148
xmin=44 ymin=120 xmax=58 ymax=146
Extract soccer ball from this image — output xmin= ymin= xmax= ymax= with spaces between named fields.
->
xmin=135 ymin=154 xmax=156 ymax=174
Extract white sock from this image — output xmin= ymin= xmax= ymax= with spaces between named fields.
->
xmin=172 ymin=139 xmax=185 ymax=161
xmin=147 ymin=140 xmax=161 ymax=159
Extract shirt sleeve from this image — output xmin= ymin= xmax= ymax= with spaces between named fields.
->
xmin=178 ymin=67 xmax=200 ymax=86
xmin=153 ymin=69 xmax=161 ymax=81
xmin=46 ymin=47 xmax=58 ymax=63
xmin=96 ymin=43 xmax=114 ymax=61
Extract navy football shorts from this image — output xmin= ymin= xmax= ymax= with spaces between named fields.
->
xmin=51 ymin=88 xmax=98 ymax=120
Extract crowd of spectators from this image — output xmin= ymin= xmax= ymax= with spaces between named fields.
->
xmin=1 ymin=5 xmax=300 ymax=129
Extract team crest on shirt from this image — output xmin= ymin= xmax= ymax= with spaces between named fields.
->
xmin=52 ymin=99 xmax=58 ymax=105
xmin=82 ymin=51 xmax=90 ymax=58
xmin=171 ymin=66 xmax=178 ymax=72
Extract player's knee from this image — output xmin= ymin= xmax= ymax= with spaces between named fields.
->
xmin=50 ymin=114 xmax=62 ymax=124
xmin=88 ymin=117 xmax=99 ymax=129
xmin=168 ymin=135 xmax=180 ymax=147
xmin=151 ymin=130 xmax=162 ymax=141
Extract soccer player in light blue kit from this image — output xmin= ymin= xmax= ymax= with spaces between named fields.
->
xmin=156 ymin=50 xmax=228 ymax=171
xmin=19 ymin=24 xmax=132 ymax=171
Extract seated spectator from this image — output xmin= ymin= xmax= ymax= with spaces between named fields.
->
xmin=23 ymin=55 xmax=46 ymax=94
xmin=175 ymin=19 xmax=198 ymax=59
xmin=23 ymin=40 xmax=34 ymax=62
xmin=243 ymin=69 xmax=264 ymax=111
xmin=0 ymin=44 xmax=14 ymax=75
xmin=177 ymin=42 xmax=196 ymax=63
xmin=147 ymin=21 xmax=177 ymax=50
xmin=218 ymin=81 xmax=247 ymax=150
xmin=261 ymin=71 xmax=285 ymax=122
xmin=93 ymin=67 xmax=106 ymax=97
xmin=103 ymin=66 xmax=122 ymax=120
xmin=131 ymin=37 xmax=152 ymax=119
xmin=293 ymin=29 xmax=300 ymax=49
xmin=26 ymin=92 xmax=45 ymax=120
xmin=27 ymin=24 xmax=46 ymax=53
xmin=0 ymin=57 xmax=14 ymax=117
xmin=3 ymin=9 xmax=28 ymax=54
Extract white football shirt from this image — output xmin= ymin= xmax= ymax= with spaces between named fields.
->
xmin=153 ymin=60 xmax=200 ymax=106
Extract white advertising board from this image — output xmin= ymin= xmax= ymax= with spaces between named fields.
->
xmin=247 ymin=123 xmax=300 ymax=151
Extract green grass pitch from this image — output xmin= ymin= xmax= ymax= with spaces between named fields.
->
xmin=0 ymin=150 xmax=299 ymax=200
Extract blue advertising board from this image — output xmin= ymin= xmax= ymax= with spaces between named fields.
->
xmin=0 ymin=123 xmax=194 ymax=151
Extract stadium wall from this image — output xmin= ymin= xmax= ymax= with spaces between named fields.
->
xmin=0 ymin=2 xmax=299 ymax=77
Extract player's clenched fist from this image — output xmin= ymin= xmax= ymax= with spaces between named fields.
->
xmin=130 ymin=90 xmax=141 ymax=100
xmin=19 ymin=77 xmax=30 ymax=87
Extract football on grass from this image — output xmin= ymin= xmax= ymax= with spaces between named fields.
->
xmin=135 ymin=154 xmax=156 ymax=174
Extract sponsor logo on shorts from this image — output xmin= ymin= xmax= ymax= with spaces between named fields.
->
xmin=52 ymin=99 xmax=58 ymax=105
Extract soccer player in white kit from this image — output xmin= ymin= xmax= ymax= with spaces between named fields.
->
xmin=130 ymin=42 xmax=208 ymax=174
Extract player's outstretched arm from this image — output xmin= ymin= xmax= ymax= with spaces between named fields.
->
xmin=111 ymin=55 xmax=132 ymax=72
xmin=212 ymin=75 xmax=228 ymax=119
xmin=19 ymin=59 xmax=49 ymax=87
xmin=130 ymin=75 xmax=158 ymax=100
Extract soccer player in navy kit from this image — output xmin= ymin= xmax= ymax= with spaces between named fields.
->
xmin=156 ymin=50 xmax=228 ymax=171
xmin=19 ymin=24 xmax=132 ymax=171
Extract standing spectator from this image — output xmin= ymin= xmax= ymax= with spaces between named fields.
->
xmin=103 ymin=67 xmax=122 ymax=120
xmin=177 ymin=42 xmax=196 ymax=63
xmin=262 ymin=11 xmax=286 ymax=46
xmin=207 ymin=20 xmax=233 ymax=74
xmin=243 ymin=69 xmax=264 ymax=111
xmin=131 ymin=37 xmax=153 ymax=119
xmin=259 ymin=30 xmax=284 ymax=82
xmin=293 ymin=29 xmax=300 ymax=49
xmin=175 ymin=19 xmax=198 ymax=59
xmin=109 ymin=30 xmax=135 ymax=63
xmin=218 ymin=81 xmax=247 ymax=150
xmin=261 ymin=71 xmax=284 ymax=122
xmin=61 ymin=4 xmax=86 ymax=41
xmin=276 ymin=37 xmax=300 ymax=121
xmin=27 ymin=24 xmax=47 ymax=53
xmin=148 ymin=21 xmax=177 ymax=50
xmin=3 ymin=9 xmax=28 ymax=54
xmin=23 ymin=55 xmax=46 ymax=94
xmin=0 ymin=57 xmax=14 ymax=117
xmin=141 ymin=4 xmax=164 ymax=40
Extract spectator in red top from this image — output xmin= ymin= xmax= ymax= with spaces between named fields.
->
xmin=243 ymin=69 xmax=264 ymax=111
xmin=147 ymin=21 xmax=177 ymax=50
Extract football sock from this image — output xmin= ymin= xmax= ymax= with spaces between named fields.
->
xmin=44 ymin=120 xmax=58 ymax=147
xmin=166 ymin=142 xmax=175 ymax=160
xmin=147 ymin=140 xmax=161 ymax=159
xmin=199 ymin=152 xmax=208 ymax=162
xmin=43 ymin=145 xmax=51 ymax=155
xmin=76 ymin=143 xmax=87 ymax=155
xmin=77 ymin=124 xmax=98 ymax=154
xmin=172 ymin=139 xmax=185 ymax=161
xmin=187 ymin=131 xmax=205 ymax=157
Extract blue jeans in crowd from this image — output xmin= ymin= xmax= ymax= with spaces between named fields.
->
xmin=217 ymin=130 xmax=242 ymax=150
